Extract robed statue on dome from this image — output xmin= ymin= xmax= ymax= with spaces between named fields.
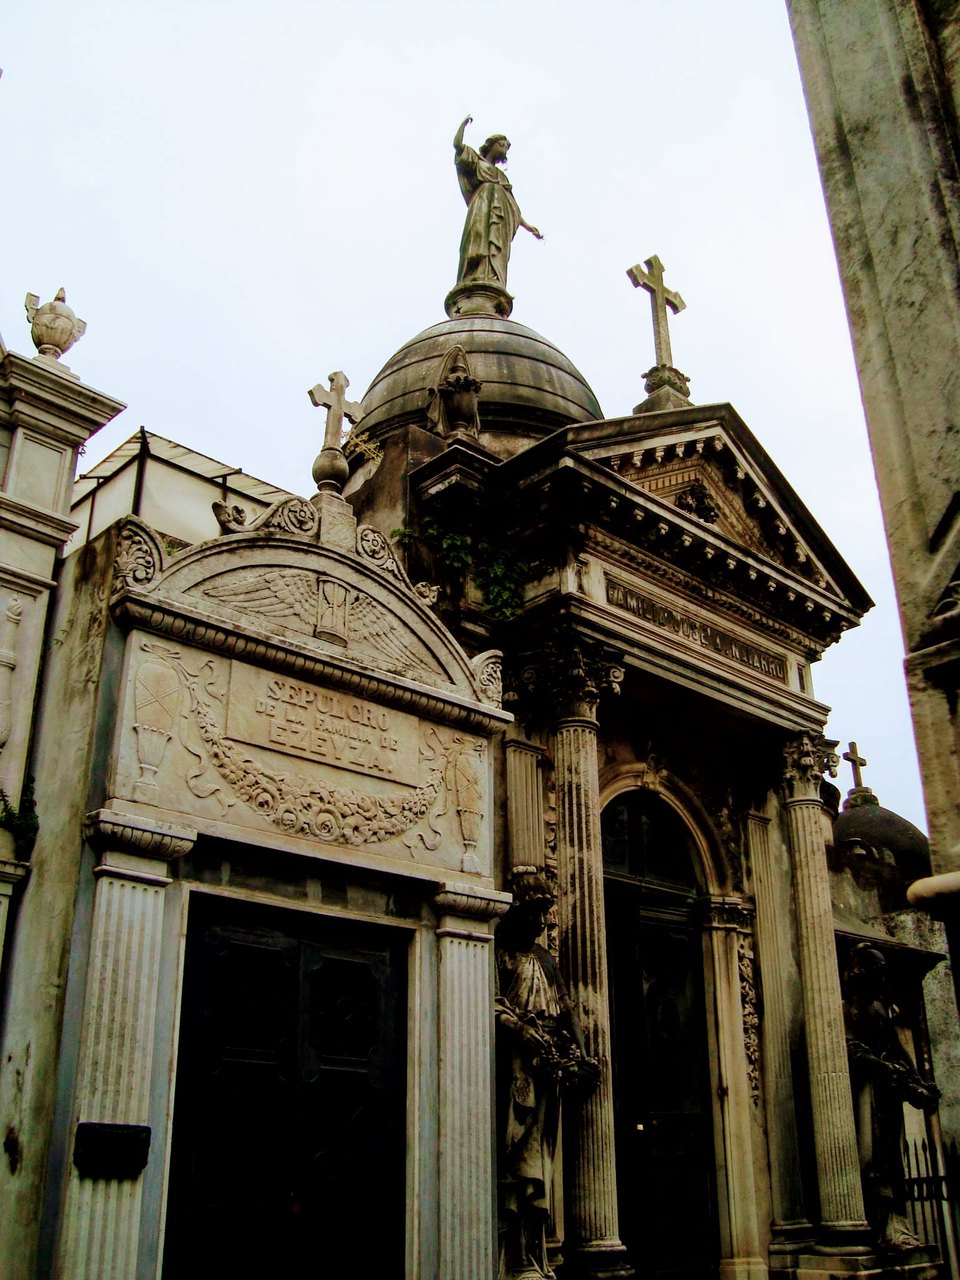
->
xmin=447 ymin=117 xmax=542 ymax=319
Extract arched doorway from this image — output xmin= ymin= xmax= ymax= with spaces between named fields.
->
xmin=601 ymin=789 xmax=720 ymax=1280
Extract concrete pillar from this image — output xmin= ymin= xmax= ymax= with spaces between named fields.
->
xmin=433 ymin=883 xmax=511 ymax=1280
xmin=748 ymin=812 xmax=813 ymax=1260
xmin=782 ymin=736 xmax=870 ymax=1251
xmin=53 ymin=812 xmax=195 ymax=1280
xmin=553 ymin=687 xmax=631 ymax=1278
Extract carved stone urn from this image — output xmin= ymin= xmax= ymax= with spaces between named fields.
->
xmin=24 ymin=288 xmax=87 ymax=359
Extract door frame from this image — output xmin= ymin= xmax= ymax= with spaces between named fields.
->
xmin=599 ymin=765 xmax=769 ymax=1280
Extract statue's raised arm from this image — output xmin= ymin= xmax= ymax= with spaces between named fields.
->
xmin=450 ymin=118 xmax=542 ymax=309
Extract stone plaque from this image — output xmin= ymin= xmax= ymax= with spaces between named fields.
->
xmin=225 ymin=666 xmax=421 ymax=786
xmin=605 ymin=575 xmax=788 ymax=683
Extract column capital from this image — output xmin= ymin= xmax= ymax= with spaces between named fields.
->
xmin=433 ymin=882 xmax=512 ymax=934
xmin=700 ymin=895 xmax=755 ymax=932
xmin=507 ymin=633 xmax=624 ymax=723
xmin=0 ymin=857 xmax=29 ymax=891
xmin=782 ymin=732 xmax=839 ymax=803
xmin=84 ymin=809 xmax=197 ymax=863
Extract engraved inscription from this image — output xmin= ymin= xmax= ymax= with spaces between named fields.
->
xmin=605 ymin=576 xmax=788 ymax=683
xmin=226 ymin=665 xmax=420 ymax=785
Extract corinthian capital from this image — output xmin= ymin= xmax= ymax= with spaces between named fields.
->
xmin=782 ymin=732 xmax=839 ymax=801
xmin=507 ymin=633 xmax=624 ymax=723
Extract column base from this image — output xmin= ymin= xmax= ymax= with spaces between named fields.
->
xmin=566 ymin=1240 xmax=634 ymax=1278
xmin=769 ymin=1220 xmax=817 ymax=1269
xmin=797 ymin=1246 xmax=940 ymax=1280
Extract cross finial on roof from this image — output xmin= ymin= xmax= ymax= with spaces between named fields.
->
xmin=626 ymin=256 xmax=691 ymax=407
xmin=307 ymin=371 xmax=363 ymax=494
xmin=627 ymin=255 xmax=685 ymax=368
xmin=843 ymin=741 xmax=868 ymax=790
xmin=841 ymin=740 xmax=879 ymax=810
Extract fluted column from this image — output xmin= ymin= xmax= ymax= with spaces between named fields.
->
xmin=748 ymin=812 xmax=813 ymax=1258
xmin=551 ymin=649 xmax=631 ymax=1279
xmin=54 ymin=812 xmax=195 ymax=1280
xmin=434 ymin=883 xmax=511 ymax=1280
xmin=782 ymin=736 xmax=870 ymax=1251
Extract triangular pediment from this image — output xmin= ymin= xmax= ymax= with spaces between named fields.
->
xmin=568 ymin=408 xmax=865 ymax=609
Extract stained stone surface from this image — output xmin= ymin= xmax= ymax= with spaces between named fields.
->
xmin=358 ymin=315 xmax=603 ymax=458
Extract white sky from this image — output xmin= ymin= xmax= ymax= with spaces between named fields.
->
xmin=2 ymin=0 xmax=926 ymax=827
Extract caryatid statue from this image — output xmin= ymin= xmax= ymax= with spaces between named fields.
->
xmin=495 ymin=869 xmax=598 ymax=1280
xmin=447 ymin=117 xmax=542 ymax=318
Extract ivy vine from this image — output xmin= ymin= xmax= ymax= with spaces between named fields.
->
xmin=392 ymin=518 xmax=528 ymax=621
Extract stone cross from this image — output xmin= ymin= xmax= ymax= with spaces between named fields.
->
xmin=843 ymin=741 xmax=868 ymax=789
xmin=627 ymin=255 xmax=686 ymax=369
xmin=308 ymin=371 xmax=363 ymax=451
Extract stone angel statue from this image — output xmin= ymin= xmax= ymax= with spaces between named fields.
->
xmin=453 ymin=116 xmax=543 ymax=293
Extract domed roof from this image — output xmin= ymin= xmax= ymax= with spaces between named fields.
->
xmin=359 ymin=315 xmax=603 ymax=458
xmin=833 ymin=802 xmax=930 ymax=882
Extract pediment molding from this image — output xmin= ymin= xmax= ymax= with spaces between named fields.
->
xmin=592 ymin=428 xmax=832 ymax=589
xmin=107 ymin=513 xmax=506 ymax=718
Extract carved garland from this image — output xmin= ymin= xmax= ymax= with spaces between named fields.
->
xmin=738 ymin=933 xmax=761 ymax=1106
xmin=140 ymin=642 xmax=468 ymax=854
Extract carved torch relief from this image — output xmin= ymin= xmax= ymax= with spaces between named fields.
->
xmin=117 ymin=638 xmax=487 ymax=874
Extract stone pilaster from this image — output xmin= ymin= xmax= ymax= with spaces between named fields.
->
xmin=702 ymin=899 xmax=767 ymax=1280
xmin=505 ymin=730 xmax=547 ymax=870
xmin=782 ymin=736 xmax=871 ymax=1249
xmin=545 ymin=643 xmax=631 ymax=1278
xmin=54 ymin=812 xmax=195 ymax=1280
xmin=433 ymin=883 xmax=511 ymax=1280
xmin=748 ymin=812 xmax=813 ymax=1258
xmin=0 ymin=856 xmax=28 ymax=978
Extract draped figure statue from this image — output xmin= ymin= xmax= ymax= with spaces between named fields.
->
xmin=495 ymin=870 xmax=597 ymax=1280
xmin=843 ymin=944 xmax=940 ymax=1251
xmin=453 ymin=116 xmax=542 ymax=293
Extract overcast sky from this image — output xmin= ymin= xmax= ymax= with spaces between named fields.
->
xmin=2 ymin=0 xmax=926 ymax=827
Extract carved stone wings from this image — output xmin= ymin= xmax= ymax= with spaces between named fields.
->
xmin=195 ymin=568 xmax=443 ymax=678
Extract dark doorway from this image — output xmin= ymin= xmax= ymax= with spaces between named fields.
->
xmin=602 ymin=791 xmax=719 ymax=1280
xmin=162 ymin=893 xmax=408 ymax=1279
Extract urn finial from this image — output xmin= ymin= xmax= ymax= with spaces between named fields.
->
xmin=24 ymin=288 xmax=87 ymax=360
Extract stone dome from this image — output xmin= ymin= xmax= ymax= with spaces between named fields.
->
xmin=833 ymin=803 xmax=931 ymax=882
xmin=358 ymin=315 xmax=603 ymax=460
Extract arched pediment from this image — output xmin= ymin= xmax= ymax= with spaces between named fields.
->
xmin=108 ymin=504 xmax=501 ymax=710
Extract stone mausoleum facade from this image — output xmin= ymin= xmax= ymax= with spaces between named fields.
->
xmin=0 ymin=195 xmax=956 ymax=1280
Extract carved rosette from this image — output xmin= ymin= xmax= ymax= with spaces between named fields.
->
xmin=471 ymin=650 xmax=503 ymax=708
xmin=211 ymin=496 xmax=322 ymax=538
xmin=783 ymin=732 xmax=839 ymax=801
xmin=111 ymin=521 xmax=164 ymax=597
xmin=508 ymin=635 xmax=625 ymax=723
xmin=356 ymin=525 xmax=439 ymax=607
